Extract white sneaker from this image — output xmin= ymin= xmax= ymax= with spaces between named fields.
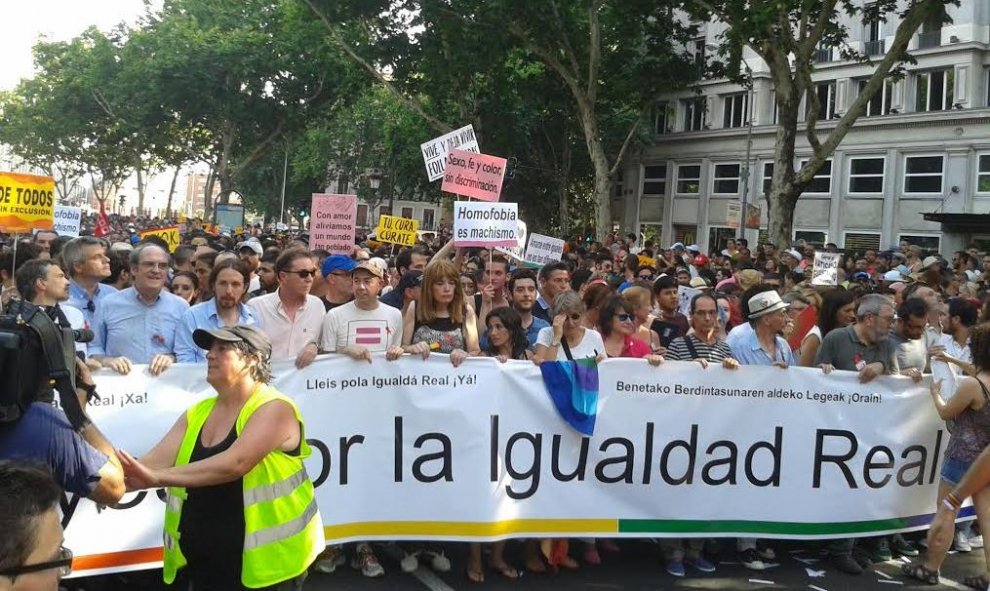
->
xmin=955 ymin=530 xmax=973 ymax=552
xmin=400 ymin=552 xmax=419 ymax=573
xmin=313 ymin=546 xmax=346 ymax=574
xmin=426 ymin=551 xmax=451 ymax=572
xmin=970 ymin=534 xmax=984 ymax=549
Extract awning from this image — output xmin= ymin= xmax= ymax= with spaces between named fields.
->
xmin=922 ymin=212 xmax=990 ymax=232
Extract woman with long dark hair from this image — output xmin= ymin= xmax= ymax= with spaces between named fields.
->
xmin=799 ymin=289 xmax=857 ymax=367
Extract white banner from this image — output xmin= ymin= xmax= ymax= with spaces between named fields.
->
xmin=452 ymin=201 xmax=518 ymax=248
xmin=63 ymin=357 xmax=955 ymax=577
xmin=53 ymin=205 xmax=82 ymax=237
xmin=524 ymin=233 xmax=564 ymax=267
xmin=420 ymin=125 xmax=480 ymax=182
xmin=811 ymin=252 xmax=841 ymax=286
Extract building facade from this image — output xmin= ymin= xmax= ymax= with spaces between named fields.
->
xmin=617 ymin=0 xmax=990 ymax=255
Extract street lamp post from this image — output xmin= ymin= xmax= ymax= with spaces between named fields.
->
xmin=279 ymin=147 xmax=288 ymax=225
xmin=739 ymin=61 xmax=754 ymax=239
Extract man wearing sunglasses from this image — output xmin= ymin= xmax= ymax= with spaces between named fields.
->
xmin=248 ymin=247 xmax=324 ymax=368
xmin=0 ymin=461 xmax=73 ymax=591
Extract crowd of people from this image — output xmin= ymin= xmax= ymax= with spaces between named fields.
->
xmin=3 ymin=219 xmax=990 ymax=589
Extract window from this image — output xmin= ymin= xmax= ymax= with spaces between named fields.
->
xmin=643 ymin=164 xmax=667 ymax=195
xmin=859 ymin=79 xmax=895 ymax=116
xmin=762 ymin=163 xmax=774 ymax=195
xmin=423 ymin=208 xmax=435 ymax=229
xmin=904 ymin=155 xmax=944 ymax=193
xmin=769 ymin=91 xmax=779 ymax=124
xmin=655 ymin=102 xmax=670 ymax=135
xmin=799 ymin=159 xmax=832 ymax=194
xmin=848 ymin=157 xmax=885 ymax=193
xmin=916 ymin=69 xmax=954 ymax=112
xmin=723 ymin=93 xmax=749 ymax=128
xmin=401 ymin=207 xmax=413 ymax=219
xmin=683 ymin=98 xmax=706 ymax=131
xmin=794 ymin=230 xmax=827 ymax=248
xmin=843 ymin=232 xmax=881 ymax=254
xmin=978 ymin=154 xmax=990 ymax=193
xmin=614 ymin=178 xmax=624 ymax=199
xmin=676 ymin=164 xmax=701 ymax=194
xmin=712 ymin=163 xmax=741 ymax=194
xmin=692 ymin=38 xmax=706 ymax=74
xmin=864 ymin=5 xmax=885 ymax=56
xmin=673 ymin=224 xmax=697 ymax=246
xmin=898 ymin=234 xmax=941 ymax=254
xmin=810 ymin=82 xmax=837 ymax=120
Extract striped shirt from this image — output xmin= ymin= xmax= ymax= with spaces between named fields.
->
xmin=666 ymin=333 xmax=733 ymax=363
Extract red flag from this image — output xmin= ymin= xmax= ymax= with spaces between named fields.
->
xmin=94 ymin=200 xmax=111 ymax=238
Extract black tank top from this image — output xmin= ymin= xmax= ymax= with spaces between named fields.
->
xmin=177 ymin=424 xmax=244 ymax=589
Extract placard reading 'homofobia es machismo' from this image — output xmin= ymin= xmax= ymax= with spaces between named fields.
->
xmin=63 ymin=357 xmax=958 ymax=577
xmin=452 ymin=201 xmax=518 ymax=247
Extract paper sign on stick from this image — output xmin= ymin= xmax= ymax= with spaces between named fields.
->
xmin=726 ymin=201 xmax=742 ymax=228
xmin=441 ymin=149 xmax=507 ymax=202
xmin=376 ymin=215 xmax=419 ymax=247
xmin=53 ymin=205 xmax=82 ymax=237
xmin=453 ymin=201 xmax=518 ymax=248
xmin=0 ymin=172 xmax=55 ymax=232
xmin=420 ymin=125 xmax=480 ymax=181
xmin=677 ymin=285 xmax=702 ymax=317
xmin=811 ymin=252 xmax=841 ymax=286
xmin=310 ymin=194 xmax=357 ymax=254
xmin=495 ymin=220 xmax=527 ymax=262
xmin=138 ymin=226 xmax=180 ymax=252
xmin=524 ymin=233 xmax=565 ymax=267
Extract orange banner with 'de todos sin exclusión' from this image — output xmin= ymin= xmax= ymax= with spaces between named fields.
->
xmin=0 ymin=172 xmax=56 ymax=232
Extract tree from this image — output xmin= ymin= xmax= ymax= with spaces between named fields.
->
xmin=301 ymin=0 xmax=695 ymax=239
xmin=685 ymin=0 xmax=957 ymax=248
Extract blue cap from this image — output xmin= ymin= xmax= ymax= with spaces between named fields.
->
xmin=322 ymin=254 xmax=357 ymax=277
xmin=853 ymin=271 xmax=871 ymax=281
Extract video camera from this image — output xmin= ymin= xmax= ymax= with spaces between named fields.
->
xmin=0 ymin=300 xmax=90 ymax=431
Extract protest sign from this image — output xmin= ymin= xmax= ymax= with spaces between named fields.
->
xmin=495 ymin=220 xmax=527 ymax=262
xmin=677 ymin=285 xmax=702 ymax=317
xmin=420 ymin=124 xmax=480 ymax=181
xmin=310 ymin=194 xmax=357 ymax=254
xmin=745 ymin=204 xmax=762 ymax=230
xmin=65 ymin=357 xmax=955 ymax=577
xmin=811 ymin=251 xmax=841 ymax=286
xmin=524 ymin=233 xmax=565 ymax=267
xmin=453 ymin=201 xmax=518 ymax=248
xmin=637 ymin=255 xmax=656 ymax=269
xmin=0 ymin=172 xmax=55 ymax=232
xmin=441 ymin=149 xmax=507 ymax=202
xmin=138 ymin=226 xmax=180 ymax=252
xmin=53 ymin=205 xmax=82 ymax=237
xmin=376 ymin=215 xmax=418 ymax=247
xmin=726 ymin=201 xmax=742 ymax=228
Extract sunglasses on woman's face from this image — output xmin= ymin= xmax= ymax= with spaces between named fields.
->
xmin=567 ymin=312 xmax=582 ymax=321
xmin=615 ymin=313 xmax=634 ymax=322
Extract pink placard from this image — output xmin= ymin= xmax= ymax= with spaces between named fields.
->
xmin=309 ymin=193 xmax=356 ymax=254
xmin=440 ymin=149 xmax=507 ymax=202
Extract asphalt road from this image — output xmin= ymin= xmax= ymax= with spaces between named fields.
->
xmin=65 ymin=538 xmax=988 ymax=590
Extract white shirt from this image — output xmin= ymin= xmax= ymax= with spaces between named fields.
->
xmin=320 ymin=301 xmax=403 ymax=353
xmin=536 ymin=327 xmax=605 ymax=361
xmin=247 ymin=290 xmax=324 ymax=361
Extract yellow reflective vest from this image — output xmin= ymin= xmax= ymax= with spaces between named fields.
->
xmin=162 ymin=384 xmax=324 ymax=588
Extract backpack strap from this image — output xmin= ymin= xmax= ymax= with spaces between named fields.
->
xmin=683 ymin=334 xmax=701 ymax=360
xmin=22 ymin=305 xmax=89 ymax=431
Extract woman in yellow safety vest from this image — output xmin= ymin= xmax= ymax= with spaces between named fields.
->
xmin=118 ymin=325 xmax=324 ymax=591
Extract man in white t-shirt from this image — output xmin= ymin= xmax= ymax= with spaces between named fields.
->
xmin=315 ymin=258 xmax=403 ymax=577
xmin=320 ymin=260 xmax=404 ymax=362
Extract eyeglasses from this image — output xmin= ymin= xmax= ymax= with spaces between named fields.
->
xmin=615 ymin=313 xmax=634 ymax=322
xmin=285 ymin=269 xmax=317 ymax=279
xmin=638 ymin=275 xmax=655 ymax=281
xmin=138 ymin=262 xmax=170 ymax=271
xmin=0 ymin=546 xmax=73 ymax=579
xmin=567 ymin=313 xmax=583 ymax=321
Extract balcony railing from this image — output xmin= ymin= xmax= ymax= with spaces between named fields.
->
xmin=813 ymin=48 xmax=833 ymax=63
xmin=865 ymin=39 xmax=886 ymax=56
xmin=918 ymin=30 xmax=942 ymax=49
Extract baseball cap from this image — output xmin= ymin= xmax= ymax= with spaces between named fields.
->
xmin=922 ymin=256 xmax=940 ymax=270
xmin=236 ymin=240 xmax=262 ymax=255
xmin=882 ymin=270 xmax=903 ymax=282
xmin=193 ymin=325 xmax=272 ymax=361
xmin=353 ymin=259 xmax=386 ymax=280
xmin=322 ymin=254 xmax=357 ymax=277
xmin=785 ymin=248 xmax=802 ymax=261
xmin=689 ymin=276 xmax=710 ymax=290
xmin=687 ymin=244 xmax=700 ymax=253
xmin=693 ymin=254 xmax=709 ymax=267
xmin=670 ymin=242 xmax=685 ymax=251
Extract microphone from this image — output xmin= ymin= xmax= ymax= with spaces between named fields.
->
xmin=72 ymin=328 xmax=95 ymax=343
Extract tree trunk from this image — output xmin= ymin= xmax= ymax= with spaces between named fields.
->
xmin=165 ymin=167 xmax=180 ymax=219
xmin=135 ymin=156 xmax=145 ymax=216
xmin=203 ymin=168 xmax=216 ymax=220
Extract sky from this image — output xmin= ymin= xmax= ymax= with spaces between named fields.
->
xmin=1 ymin=0 xmax=160 ymax=91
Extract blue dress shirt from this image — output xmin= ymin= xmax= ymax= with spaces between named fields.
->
xmin=67 ymin=280 xmax=117 ymax=326
xmin=174 ymin=298 xmax=258 ymax=363
xmin=729 ymin=326 xmax=795 ymax=367
xmin=90 ymin=287 xmax=189 ymax=363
